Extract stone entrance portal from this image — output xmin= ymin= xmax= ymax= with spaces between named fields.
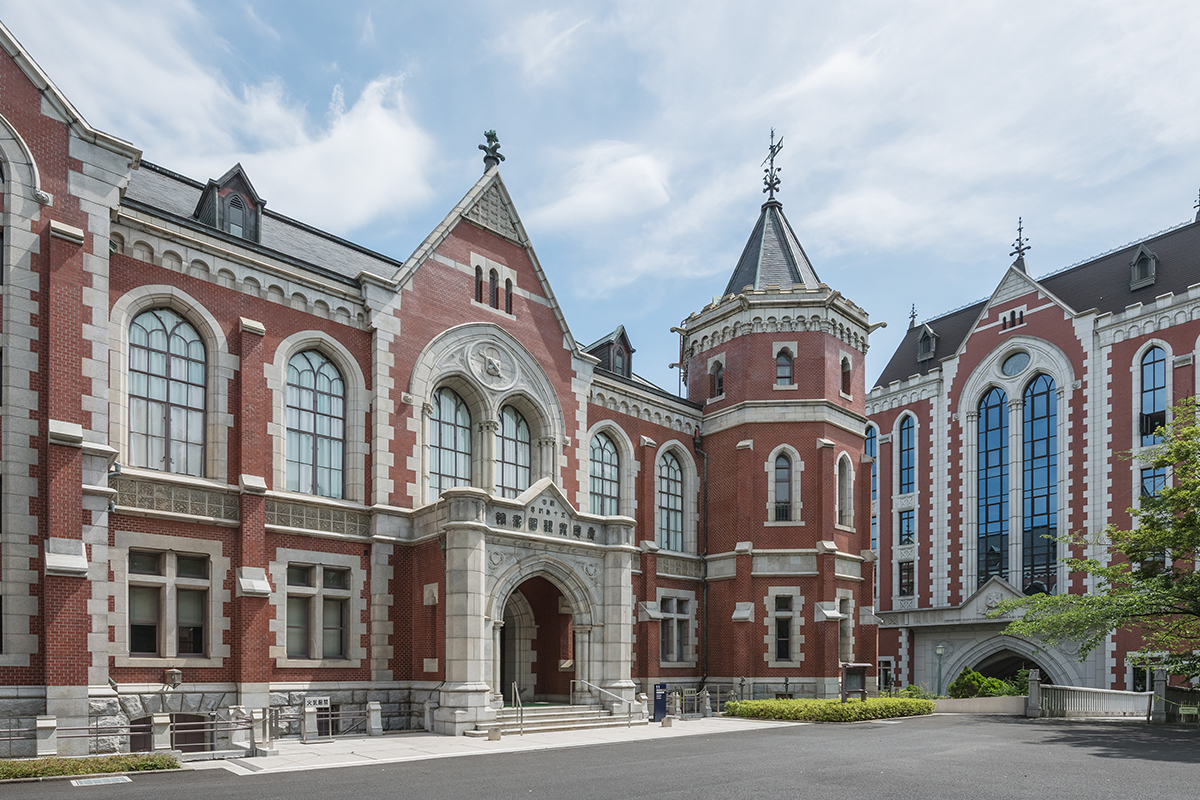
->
xmin=499 ymin=576 xmax=575 ymax=704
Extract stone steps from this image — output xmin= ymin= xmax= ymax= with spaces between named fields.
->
xmin=463 ymin=704 xmax=648 ymax=737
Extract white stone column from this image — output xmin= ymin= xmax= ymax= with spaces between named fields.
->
xmin=491 ymin=621 xmax=504 ymax=702
xmin=480 ymin=420 xmax=499 ymax=494
xmin=597 ymin=531 xmax=636 ymax=703
xmin=536 ymin=436 xmax=558 ymax=483
xmin=574 ymin=624 xmax=592 ymax=698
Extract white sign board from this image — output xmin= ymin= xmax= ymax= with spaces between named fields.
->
xmin=304 ymin=696 xmax=330 ymax=709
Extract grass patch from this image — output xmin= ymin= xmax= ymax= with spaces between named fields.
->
xmin=0 ymin=753 xmax=180 ymax=781
xmin=724 ymin=697 xmax=935 ymax=722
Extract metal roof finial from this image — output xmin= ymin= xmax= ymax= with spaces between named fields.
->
xmin=480 ymin=130 xmax=505 ymax=172
xmin=1010 ymin=217 xmax=1031 ymax=260
xmin=1194 ymin=187 xmax=1200 ymax=222
xmin=909 ymin=304 xmax=918 ymax=329
xmin=762 ymin=128 xmax=784 ymax=200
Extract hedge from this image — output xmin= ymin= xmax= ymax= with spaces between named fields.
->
xmin=0 ymin=753 xmax=179 ymax=781
xmin=723 ymin=697 xmax=935 ymax=722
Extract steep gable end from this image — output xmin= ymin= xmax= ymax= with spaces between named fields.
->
xmin=464 ymin=182 xmax=525 ymax=245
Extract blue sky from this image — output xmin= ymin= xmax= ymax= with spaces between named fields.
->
xmin=6 ymin=1 xmax=1200 ymax=392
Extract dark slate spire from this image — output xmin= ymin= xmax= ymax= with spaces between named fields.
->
xmin=1010 ymin=217 xmax=1031 ymax=273
xmin=721 ymin=132 xmax=820 ymax=296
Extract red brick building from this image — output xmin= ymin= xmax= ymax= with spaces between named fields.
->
xmin=0 ymin=23 xmax=877 ymax=745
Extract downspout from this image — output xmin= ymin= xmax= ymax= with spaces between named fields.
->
xmin=693 ymin=431 xmax=709 ymax=681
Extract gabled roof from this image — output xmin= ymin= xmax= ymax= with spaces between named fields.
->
xmin=723 ymin=199 xmax=820 ymax=296
xmin=192 ymin=163 xmax=265 ymax=218
xmin=584 ymin=325 xmax=635 ymax=375
xmin=874 ymin=218 xmax=1200 ymax=389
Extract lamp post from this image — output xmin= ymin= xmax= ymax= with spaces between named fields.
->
xmin=935 ymin=645 xmax=945 ymax=697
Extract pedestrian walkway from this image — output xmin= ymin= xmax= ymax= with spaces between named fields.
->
xmin=191 ymin=716 xmax=794 ymax=777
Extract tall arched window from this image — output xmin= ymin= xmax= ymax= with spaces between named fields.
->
xmin=657 ymin=452 xmax=684 ymax=551
xmin=710 ymin=363 xmax=724 ymax=397
xmin=774 ymin=454 xmax=792 ymax=522
xmin=978 ymin=388 xmax=1009 ymax=584
xmin=841 ymin=357 xmax=852 ymax=395
xmin=776 ymin=350 xmax=793 ymax=385
xmin=496 ymin=405 xmax=530 ymax=498
xmin=1022 ymin=375 xmax=1057 ymax=595
xmin=489 ymin=269 xmax=499 ymax=309
xmin=865 ymin=426 xmax=878 ymax=549
xmin=286 ymin=351 xmax=346 ymax=498
xmin=475 ymin=267 xmax=483 ymax=303
xmin=837 ymin=456 xmax=853 ymax=526
xmin=613 ymin=347 xmax=626 ymax=377
xmin=505 ymin=279 xmax=513 ymax=314
xmin=129 ymin=308 xmax=206 ymax=477
xmin=589 ymin=433 xmax=620 ymax=515
xmin=898 ymin=416 xmax=915 ymax=494
xmin=227 ymin=195 xmax=245 ymax=237
xmin=1140 ymin=346 xmax=1166 ymax=446
xmin=430 ymin=387 xmax=472 ymax=500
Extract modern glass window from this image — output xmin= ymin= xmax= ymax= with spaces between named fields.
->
xmin=898 ymin=561 xmax=915 ymax=596
xmin=774 ymin=454 xmax=792 ymax=522
xmin=127 ymin=551 xmax=209 ymax=658
xmin=589 ymin=433 xmax=620 ymax=516
xmin=1141 ymin=466 xmax=1167 ymax=498
xmin=837 ymin=456 xmax=853 ymax=526
xmin=776 ymin=350 xmax=793 ymax=385
xmin=978 ymin=387 xmax=1009 ymax=584
xmin=659 ymin=596 xmax=690 ymax=663
xmin=657 ymin=452 xmax=684 ymax=551
xmin=1140 ymin=346 xmax=1166 ymax=446
xmin=286 ymin=351 xmax=346 ymax=498
xmin=430 ymin=387 xmax=472 ymax=500
xmin=496 ymin=405 xmax=531 ymax=498
xmin=898 ymin=416 xmax=915 ymax=494
xmin=287 ymin=564 xmax=351 ymax=660
xmin=1022 ymin=375 xmax=1057 ymax=595
xmin=129 ymin=308 xmax=206 ymax=476
xmin=898 ymin=509 xmax=915 ymax=545
xmin=865 ymin=426 xmax=878 ymax=549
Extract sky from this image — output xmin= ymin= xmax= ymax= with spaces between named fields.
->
xmin=5 ymin=1 xmax=1200 ymax=394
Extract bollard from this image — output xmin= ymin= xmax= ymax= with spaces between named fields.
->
xmin=367 ymin=701 xmax=383 ymax=736
xmin=1025 ymin=669 xmax=1041 ymax=718
xmin=661 ymin=715 xmax=675 ymax=727
xmin=152 ymin=713 xmax=172 ymax=751
xmin=303 ymin=706 xmax=318 ymax=742
xmin=488 ymin=727 xmax=501 ymax=741
xmin=1151 ymin=670 xmax=1167 ymax=724
xmin=35 ymin=716 xmax=57 ymax=757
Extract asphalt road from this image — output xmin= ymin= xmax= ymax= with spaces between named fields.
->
xmin=9 ymin=716 xmax=1200 ymax=800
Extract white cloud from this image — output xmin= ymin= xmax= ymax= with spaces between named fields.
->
xmin=492 ymin=10 xmax=589 ymax=83
xmin=529 ymin=142 xmax=670 ymax=229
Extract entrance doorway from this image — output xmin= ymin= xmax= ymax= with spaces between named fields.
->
xmin=500 ymin=576 xmax=574 ymax=704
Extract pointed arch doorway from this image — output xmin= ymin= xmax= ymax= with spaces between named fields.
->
xmin=499 ymin=575 xmax=577 ymax=705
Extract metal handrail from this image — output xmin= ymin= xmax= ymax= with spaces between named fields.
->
xmin=511 ymin=682 xmax=524 ymax=736
xmin=570 ymin=679 xmax=633 ymax=728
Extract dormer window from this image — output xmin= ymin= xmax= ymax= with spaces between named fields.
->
xmin=1130 ymin=245 xmax=1156 ymax=290
xmin=916 ymin=327 xmax=937 ymax=362
xmin=193 ymin=163 xmax=264 ymax=244
xmin=226 ymin=195 xmax=246 ymax=237
xmin=614 ymin=347 xmax=626 ymax=377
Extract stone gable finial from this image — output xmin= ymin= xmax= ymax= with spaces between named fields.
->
xmin=480 ymin=130 xmax=505 ymax=172
xmin=762 ymin=128 xmax=784 ymax=201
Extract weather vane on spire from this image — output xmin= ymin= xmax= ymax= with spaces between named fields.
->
xmin=1010 ymin=217 xmax=1031 ymax=261
xmin=762 ymin=128 xmax=784 ymax=200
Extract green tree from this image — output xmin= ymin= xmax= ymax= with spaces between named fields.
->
xmin=993 ymin=397 xmax=1200 ymax=677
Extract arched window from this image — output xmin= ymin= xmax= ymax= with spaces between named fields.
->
xmin=776 ymin=350 xmax=793 ymax=385
xmin=841 ymin=358 xmax=851 ymax=395
xmin=898 ymin=416 xmax=915 ymax=494
xmin=589 ymin=433 xmax=620 ymax=515
xmin=489 ymin=269 xmax=499 ymax=309
xmin=1140 ymin=346 xmax=1166 ymax=446
xmin=227 ymin=195 xmax=245 ymax=237
xmin=129 ymin=308 xmax=206 ymax=477
xmin=496 ymin=405 xmax=530 ymax=498
xmin=430 ymin=387 xmax=472 ymax=500
xmin=978 ymin=388 xmax=1009 ymax=584
xmin=837 ymin=456 xmax=853 ymax=527
xmin=475 ymin=267 xmax=483 ymax=303
xmin=710 ymin=363 xmax=724 ymax=397
xmin=505 ymin=279 xmax=513 ymax=314
xmin=286 ymin=351 xmax=346 ymax=498
xmin=613 ymin=347 xmax=626 ymax=377
xmin=774 ymin=454 xmax=792 ymax=522
xmin=865 ymin=426 xmax=878 ymax=549
xmin=1022 ymin=375 xmax=1057 ymax=595
xmin=657 ymin=452 xmax=684 ymax=551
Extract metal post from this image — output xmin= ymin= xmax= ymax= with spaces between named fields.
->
xmin=935 ymin=644 xmax=945 ymax=696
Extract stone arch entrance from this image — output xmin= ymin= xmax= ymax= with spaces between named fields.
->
xmin=946 ymin=635 xmax=1078 ymax=687
xmin=500 ymin=576 xmax=575 ymax=704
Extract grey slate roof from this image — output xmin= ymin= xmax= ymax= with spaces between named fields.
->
xmin=874 ymin=219 xmax=1200 ymax=389
xmin=723 ymin=200 xmax=820 ymax=296
xmin=124 ymin=162 xmax=403 ymax=284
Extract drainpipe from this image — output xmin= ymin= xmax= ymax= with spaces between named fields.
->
xmin=693 ymin=431 xmax=709 ymax=680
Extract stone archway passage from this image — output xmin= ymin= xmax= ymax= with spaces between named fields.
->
xmin=500 ymin=576 xmax=574 ymax=703
xmin=973 ymin=650 xmax=1050 ymax=683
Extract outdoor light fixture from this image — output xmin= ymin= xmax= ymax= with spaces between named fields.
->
xmin=935 ymin=644 xmax=945 ymax=697
xmin=164 ymin=667 xmax=182 ymax=689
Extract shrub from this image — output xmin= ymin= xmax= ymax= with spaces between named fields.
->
xmin=897 ymin=684 xmax=941 ymax=700
xmin=947 ymin=668 xmax=1025 ymax=698
xmin=0 ymin=753 xmax=179 ymax=781
xmin=723 ymin=697 xmax=934 ymax=722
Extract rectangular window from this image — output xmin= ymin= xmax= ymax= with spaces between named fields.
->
xmin=898 ymin=510 xmax=915 ymax=545
xmin=287 ymin=596 xmax=310 ymax=658
xmin=775 ymin=619 xmax=791 ymax=661
xmin=322 ymin=598 xmax=346 ymax=658
xmin=287 ymin=566 xmax=314 ymax=587
xmin=128 ymin=550 xmax=210 ymax=658
xmin=898 ymin=561 xmax=915 ymax=596
xmin=659 ymin=596 xmax=690 ymax=663
xmin=129 ymin=585 xmax=160 ymax=655
xmin=286 ymin=563 xmax=353 ymax=661
xmin=1141 ymin=467 xmax=1167 ymax=498
xmin=176 ymin=589 xmax=206 ymax=655
xmin=129 ymin=551 xmax=163 ymax=575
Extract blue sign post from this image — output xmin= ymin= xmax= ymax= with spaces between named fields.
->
xmin=653 ymin=683 xmax=668 ymax=722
